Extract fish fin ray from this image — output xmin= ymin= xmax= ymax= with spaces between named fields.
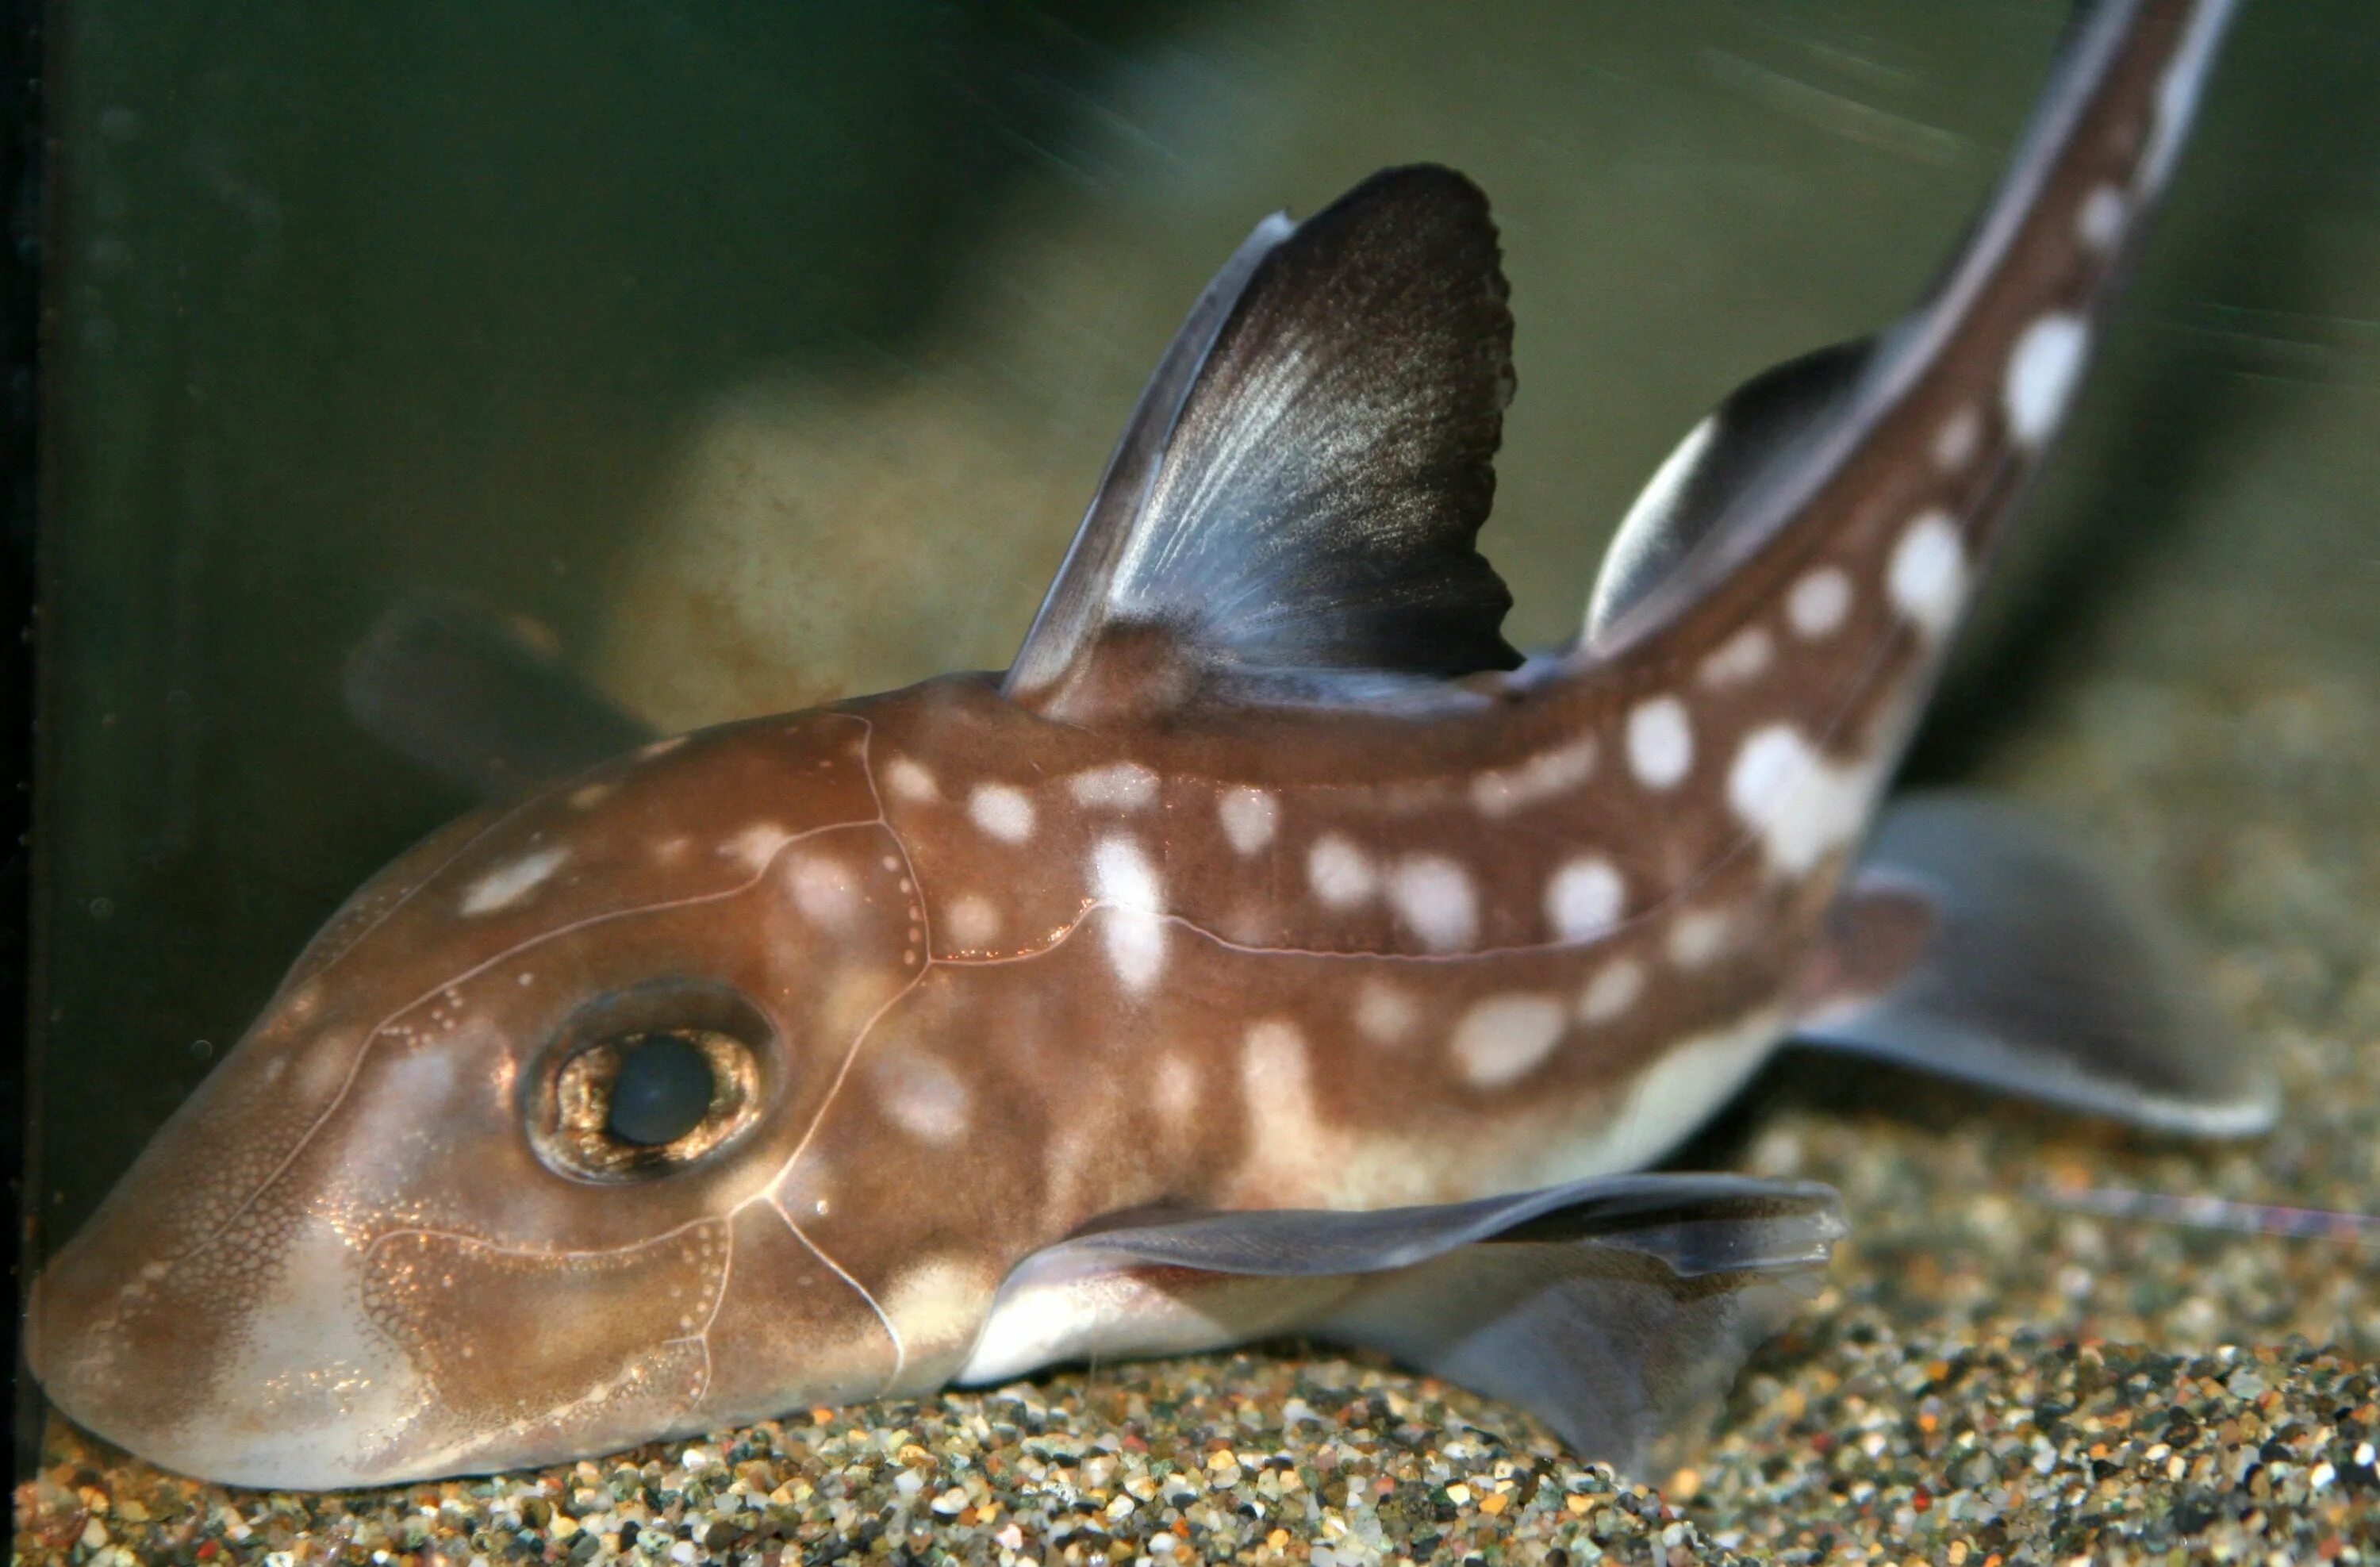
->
xmin=1003 ymin=165 xmax=1520 ymax=722
xmin=960 ymin=1174 xmax=1842 ymax=1477
xmin=1791 ymin=792 xmax=2277 ymax=1137
xmin=343 ymin=593 xmax=656 ymax=801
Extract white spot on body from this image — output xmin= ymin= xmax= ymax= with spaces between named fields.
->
xmin=1786 ymin=567 xmax=1852 ymax=639
xmin=1666 ymin=907 xmax=1736 ymax=970
xmin=1726 ymin=724 xmax=1879 ymax=875
xmin=1388 ymin=856 xmax=1478 ymax=953
xmin=1579 ymin=958 xmax=1645 ymax=1024
xmin=1451 ymin=994 xmax=1569 ymax=1089
xmin=459 ymin=847 xmax=569 ymax=916
xmin=1217 ymin=787 xmax=1279 ymax=855
xmin=823 ymin=967 xmax=906 ymax=1039
xmin=1307 ymin=834 xmax=1377 ymax=908
xmin=302 ymin=1027 xmax=374 ymax=1104
xmin=1243 ymin=1021 xmax=1308 ymax=1098
xmin=1092 ymin=835 xmax=1166 ymax=990
xmin=724 ymin=824 xmax=792 ymax=873
xmin=1626 ymin=696 xmax=1695 ymax=789
xmin=1698 ymin=626 xmax=1773 ymax=689
xmin=2003 ymin=313 xmax=2090 ymax=447
xmin=1068 ymin=762 xmax=1160 ymax=812
xmin=881 ymin=1258 xmax=993 ymax=1378
xmin=1887 ymin=511 xmax=1969 ymax=639
xmin=884 ymin=756 xmax=938 ymax=802
xmin=875 ymin=1053 xmax=971 ymax=1145
xmin=788 ymin=855 xmax=862 ymax=927
xmin=1469 ymin=738 xmax=1597 ymax=817
xmin=2078 ymin=182 xmax=2127 ymax=253
xmin=1240 ymin=1020 xmax=1322 ymax=1191
xmin=1545 ymin=857 xmax=1626 ymax=943
xmin=566 ymin=781 xmax=616 ymax=811
xmin=1354 ymin=977 xmax=1419 ymax=1046
xmin=943 ymin=894 xmax=1000 ymax=950
xmin=1154 ymin=1054 xmax=1200 ymax=1124
xmin=1933 ymin=409 xmax=1984 ymax=475
xmin=1039 ymin=1123 xmax=1098 ymax=1231
xmin=969 ymin=783 xmax=1036 ymax=844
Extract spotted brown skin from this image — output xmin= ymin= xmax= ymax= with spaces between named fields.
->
xmin=30 ymin=0 xmax=2237 ymax=1489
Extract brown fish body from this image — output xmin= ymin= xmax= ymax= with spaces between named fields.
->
xmin=793 ymin=670 xmax=1826 ymax=1398
xmin=31 ymin=0 xmax=2271 ymax=1488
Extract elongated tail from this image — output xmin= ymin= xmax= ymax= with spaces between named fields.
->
xmin=1579 ymin=0 xmax=2239 ymax=732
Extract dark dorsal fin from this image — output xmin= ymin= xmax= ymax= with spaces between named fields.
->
xmin=1004 ymin=165 xmax=1522 ymax=723
xmin=1583 ymin=337 xmax=1875 ymax=640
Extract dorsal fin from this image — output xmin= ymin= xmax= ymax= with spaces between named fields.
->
xmin=1577 ymin=0 xmax=2236 ymax=660
xmin=1004 ymin=165 xmax=1522 ymax=723
xmin=1583 ymin=337 xmax=1875 ymax=641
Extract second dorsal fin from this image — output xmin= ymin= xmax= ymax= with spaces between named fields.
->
xmin=1004 ymin=165 xmax=1522 ymax=723
xmin=1583 ymin=336 xmax=1875 ymax=643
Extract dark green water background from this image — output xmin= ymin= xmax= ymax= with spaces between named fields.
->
xmin=33 ymin=2 xmax=2380 ymax=1241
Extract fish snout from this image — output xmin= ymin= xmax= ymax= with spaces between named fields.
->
xmin=24 ymin=997 xmax=432 ymax=1485
xmin=29 ymin=1203 xmax=432 ymax=1489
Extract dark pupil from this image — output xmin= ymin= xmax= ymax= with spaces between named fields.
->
xmin=606 ymin=1032 xmax=716 ymax=1146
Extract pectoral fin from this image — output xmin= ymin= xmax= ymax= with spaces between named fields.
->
xmin=960 ymin=1174 xmax=1843 ymax=1477
xmin=343 ymin=594 xmax=656 ymax=800
xmin=1792 ymin=793 xmax=2277 ymax=1137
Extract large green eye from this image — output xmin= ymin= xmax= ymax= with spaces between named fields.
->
xmin=528 ymin=983 xmax=774 ymax=1181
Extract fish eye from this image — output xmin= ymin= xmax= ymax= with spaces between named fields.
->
xmin=606 ymin=1031 xmax=718 ymax=1146
xmin=526 ymin=981 xmax=774 ymax=1181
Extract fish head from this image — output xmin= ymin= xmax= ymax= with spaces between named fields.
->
xmin=30 ymin=710 xmax=927 ymax=1486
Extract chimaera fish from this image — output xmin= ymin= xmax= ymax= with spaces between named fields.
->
xmin=31 ymin=0 xmax=2271 ymax=1490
